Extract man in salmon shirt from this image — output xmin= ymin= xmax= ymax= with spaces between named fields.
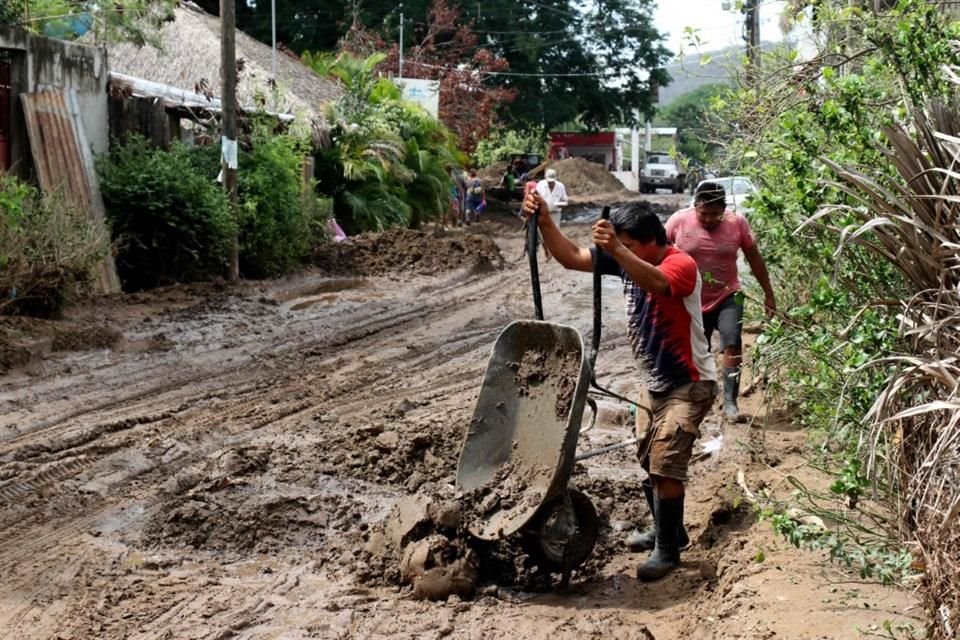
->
xmin=666 ymin=181 xmax=777 ymax=422
xmin=522 ymin=194 xmax=717 ymax=581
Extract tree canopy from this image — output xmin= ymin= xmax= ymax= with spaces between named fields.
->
xmin=193 ymin=0 xmax=671 ymax=131
xmin=655 ymin=83 xmax=731 ymax=165
xmin=1 ymin=0 xmax=176 ymax=46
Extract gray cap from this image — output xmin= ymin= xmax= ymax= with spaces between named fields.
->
xmin=545 ymin=169 xmax=557 ymax=181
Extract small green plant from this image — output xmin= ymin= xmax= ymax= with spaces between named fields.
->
xmin=830 ymin=458 xmax=870 ymax=509
xmin=97 ymin=136 xmax=235 ymax=290
xmin=0 ymin=176 xmax=109 ymax=317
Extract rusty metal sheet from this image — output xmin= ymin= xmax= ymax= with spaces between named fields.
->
xmin=21 ymin=89 xmax=120 ymax=294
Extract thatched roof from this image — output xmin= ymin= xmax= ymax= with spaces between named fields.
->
xmin=104 ymin=2 xmax=340 ymax=121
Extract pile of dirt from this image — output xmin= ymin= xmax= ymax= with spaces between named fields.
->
xmin=313 ymin=228 xmax=505 ymax=277
xmin=550 ymin=157 xmax=630 ymax=197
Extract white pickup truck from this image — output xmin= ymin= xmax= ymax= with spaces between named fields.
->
xmin=640 ymin=153 xmax=685 ymax=194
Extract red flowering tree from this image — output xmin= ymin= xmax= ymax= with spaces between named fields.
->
xmin=339 ymin=0 xmax=514 ymax=154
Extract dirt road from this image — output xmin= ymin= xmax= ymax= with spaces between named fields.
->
xmin=0 ymin=206 xmax=919 ymax=639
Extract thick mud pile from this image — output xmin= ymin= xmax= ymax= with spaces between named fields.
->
xmin=550 ymin=157 xmax=630 ymax=196
xmin=478 ymin=158 xmax=628 ymax=198
xmin=313 ymin=228 xmax=505 ymax=277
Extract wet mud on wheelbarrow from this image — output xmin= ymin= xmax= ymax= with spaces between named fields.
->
xmin=455 ymin=207 xmax=634 ymax=575
xmin=454 ymin=319 xmax=600 ymax=571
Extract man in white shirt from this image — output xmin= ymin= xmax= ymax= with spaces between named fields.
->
xmin=535 ymin=169 xmax=569 ymax=260
xmin=536 ymin=169 xmax=569 ymax=224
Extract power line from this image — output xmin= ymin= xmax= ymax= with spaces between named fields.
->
xmin=402 ymin=59 xmax=625 ymax=77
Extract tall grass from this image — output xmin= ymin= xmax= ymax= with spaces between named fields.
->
xmin=816 ymin=98 xmax=960 ymax=639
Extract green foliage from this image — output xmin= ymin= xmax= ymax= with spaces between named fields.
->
xmin=718 ymin=0 xmax=960 ymax=460
xmin=237 ymin=127 xmax=330 ymax=278
xmin=0 ymin=176 xmax=109 ymax=317
xmin=308 ymin=52 xmax=463 ymax=233
xmin=193 ymin=0 xmax=670 ymax=130
xmin=708 ymin=0 xmax=960 ymax=592
xmin=762 ymin=508 xmax=913 ymax=585
xmin=655 ymin=83 xmax=732 ymax=165
xmin=472 ymin=128 xmax=549 ymax=167
xmin=3 ymin=0 xmax=175 ymax=45
xmin=97 ymin=136 xmax=235 ymax=290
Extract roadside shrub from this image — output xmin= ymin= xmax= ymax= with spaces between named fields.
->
xmin=0 ymin=176 xmax=109 ymax=317
xmin=183 ymin=127 xmax=330 ymax=278
xmin=97 ymin=136 xmax=235 ymax=290
xmin=307 ymin=52 xmax=466 ymax=233
xmin=238 ymin=128 xmax=328 ymax=277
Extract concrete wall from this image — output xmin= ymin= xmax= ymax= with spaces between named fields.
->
xmin=612 ymin=171 xmax=638 ymax=192
xmin=0 ymin=26 xmax=109 ymax=168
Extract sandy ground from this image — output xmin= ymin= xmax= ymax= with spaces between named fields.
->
xmin=0 ymin=200 xmax=921 ymax=640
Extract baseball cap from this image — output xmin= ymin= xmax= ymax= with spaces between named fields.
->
xmin=545 ymin=169 xmax=557 ymax=181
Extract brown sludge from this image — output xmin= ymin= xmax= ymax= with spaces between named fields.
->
xmin=0 ymin=206 xmax=917 ymax=638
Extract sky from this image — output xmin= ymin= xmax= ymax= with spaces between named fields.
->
xmin=653 ymin=0 xmax=793 ymax=56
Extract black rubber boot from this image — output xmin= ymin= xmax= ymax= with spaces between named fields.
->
xmin=723 ymin=366 xmax=743 ymax=422
xmin=625 ymin=479 xmax=656 ymax=551
xmin=626 ymin=480 xmax=689 ymax=551
xmin=636 ymin=495 xmax=683 ymax=582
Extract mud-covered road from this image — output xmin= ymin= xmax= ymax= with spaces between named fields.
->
xmin=0 ymin=202 xmax=919 ymax=639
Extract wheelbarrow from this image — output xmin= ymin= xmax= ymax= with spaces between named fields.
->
xmin=456 ymin=206 xmax=645 ymax=574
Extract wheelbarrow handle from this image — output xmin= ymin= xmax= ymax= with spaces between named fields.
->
xmin=590 ymin=206 xmax=610 ymax=365
xmin=527 ymin=209 xmax=544 ymax=320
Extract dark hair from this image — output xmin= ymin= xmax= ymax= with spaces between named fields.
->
xmin=610 ymin=202 xmax=667 ymax=246
xmin=694 ymin=181 xmax=726 ymax=206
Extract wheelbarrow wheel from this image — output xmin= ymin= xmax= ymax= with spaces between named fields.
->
xmin=522 ymin=487 xmax=599 ymax=573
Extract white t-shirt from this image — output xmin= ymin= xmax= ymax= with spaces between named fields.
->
xmin=536 ymin=180 xmax=568 ymax=213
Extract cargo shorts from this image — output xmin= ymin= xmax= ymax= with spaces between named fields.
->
xmin=635 ymin=380 xmax=717 ymax=482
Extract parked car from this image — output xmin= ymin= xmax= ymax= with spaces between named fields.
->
xmin=690 ymin=176 xmax=758 ymax=215
xmin=640 ymin=152 xmax=685 ymax=193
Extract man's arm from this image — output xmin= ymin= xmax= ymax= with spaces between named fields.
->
xmin=523 ymin=193 xmax=592 ymax=271
xmin=743 ymin=244 xmax=777 ymax=316
xmin=592 ymin=221 xmax=671 ymax=295
xmin=608 ymin=245 xmax=670 ymax=295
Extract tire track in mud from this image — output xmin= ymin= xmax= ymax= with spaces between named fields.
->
xmin=0 ymin=266 xmax=526 ymax=458
xmin=0 ymin=391 xmax=326 ymax=634
xmin=0 ymin=262 xmax=531 ymax=636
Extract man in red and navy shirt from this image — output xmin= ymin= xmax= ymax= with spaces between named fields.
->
xmin=522 ymin=195 xmax=717 ymax=581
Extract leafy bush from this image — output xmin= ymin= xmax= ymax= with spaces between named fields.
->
xmin=238 ymin=128 xmax=329 ymax=277
xmin=97 ymin=136 xmax=235 ymax=290
xmin=0 ymin=176 xmax=109 ymax=317
xmin=472 ymin=128 xmax=548 ymax=167
xmin=182 ymin=127 xmax=331 ymax=278
xmin=709 ymin=1 xmax=960 ymax=619
xmin=308 ymin=52 xmax=465 ymax=233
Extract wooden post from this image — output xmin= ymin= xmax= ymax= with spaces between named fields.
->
xmin=221 ymin=0 xmax=240 ymax=282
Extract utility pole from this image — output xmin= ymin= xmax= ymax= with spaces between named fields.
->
xmin=398 ymin=6 xmax=404 ymax=77
xmin=271 ymin=0 xmax=277 ymax=110
xmin=743 ymin=0 xmax=760 ymax=85
xmin=220 ymin=0 xmax=240 ymax=282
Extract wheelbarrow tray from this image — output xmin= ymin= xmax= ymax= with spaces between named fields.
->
xmin=456 ymin=320 xmax=591 ymax=540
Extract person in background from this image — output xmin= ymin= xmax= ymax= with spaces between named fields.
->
xmin=449 ymin=166 xmax=467 ymax=227
xmin=665 ymin=181 xmax=777 ymax=421
xmin=499 ymin=165 xmax=518 ymax=195
xmin=521 ymin=194 xmax=717 ymax=582
xmin=465 ymin=169 xmax=485 ymax=224
xmin=535 ymin=168 xmax=569 ymax=259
